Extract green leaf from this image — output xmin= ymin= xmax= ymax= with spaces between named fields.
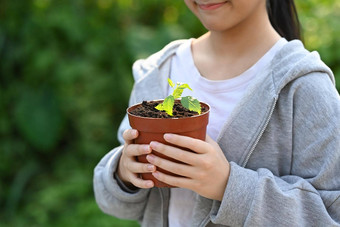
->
xmin=172 ymin=83 xmax=192 ymax=99
xmin=181 ymin=96 xmax=201 ymax=114
xmin=168 ymin=78 xmax=175 ymax=88
xmin=155 ymin=95 xmax=175 ymax=116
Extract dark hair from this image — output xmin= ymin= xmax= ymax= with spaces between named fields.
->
xmin=266 ymin=0 xmax=302 ymax=41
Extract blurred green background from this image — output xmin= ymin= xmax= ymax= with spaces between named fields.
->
xmin=0 ymin=0 xmax=339 ymax=226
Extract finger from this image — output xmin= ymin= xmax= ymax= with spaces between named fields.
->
xmin=127 ymin=161 xmax=156 ymax=174
xmin=129 ymin=174 xmax=154 ymax=189
xmin=149 ymin=141 xmax=198 ymax=166
xmin=146 ymin=154 xmax=194 ymax=178
xmin=125 ymin=144 xmax=152 ymax=157
xmin=152 ymin=171 xmax=191 ymax=189
xmin=205 ymin=134 xmax=214 ymax=143
xmin=163 ymin=133 xmax=209 ymax=154
xmin=123 ymin=129 xmax=139 ymax=144
xmin=205 ymin=134 xmax=220 ymax=148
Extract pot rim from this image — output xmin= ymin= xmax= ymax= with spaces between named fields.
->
xmin=127 ymin=99 xmax=210 ymax=120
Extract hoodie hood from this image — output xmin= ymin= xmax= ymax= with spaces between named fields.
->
xmin=270 ymin=40 xmax=334 ymax=94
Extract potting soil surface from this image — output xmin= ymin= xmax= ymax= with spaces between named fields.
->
xmin=129 ymin=100 xmax=207 ymax=118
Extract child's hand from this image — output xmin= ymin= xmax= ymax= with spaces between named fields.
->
xmin=147 ymin=134 xmax=230 ymax=201
xmin=117 ymin=129 xmax=156 ymax=189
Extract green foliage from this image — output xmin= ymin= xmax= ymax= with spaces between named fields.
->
xmin=172 ymin=83 xmax=192 ymax=99
xmin=155 ymin=95 xmax=175 ymax=116
xmin=181 ymin=96 xmax=202 ymax=114
xmin=0 ymin=0 xmax=338 ymax=226
xmin=155 ymin=79 xmax=201 ymax=116
xmin=295 ymin=0 xmax=340 ymax=89
xmin=14 ymin=88 xmax=64 ymax=151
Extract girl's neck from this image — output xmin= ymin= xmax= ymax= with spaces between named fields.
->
xmin=192 ymin=13 xmax=281 ymax=80
xmin=207 ymin=20 xmax=280 ymax=59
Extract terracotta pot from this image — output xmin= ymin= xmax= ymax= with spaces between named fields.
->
xmin=127 ymin=100 xmax=210 ymax=187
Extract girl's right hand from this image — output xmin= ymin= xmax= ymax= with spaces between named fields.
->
xmin=117 ymin=129 xmax=155 ymax=189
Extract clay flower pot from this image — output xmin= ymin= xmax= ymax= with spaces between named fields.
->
xmin=127 ymin=100 xmax=210 ymax=187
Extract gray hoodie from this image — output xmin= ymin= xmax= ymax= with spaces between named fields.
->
xmin=93 ymin=39 xmax=340 ymax=226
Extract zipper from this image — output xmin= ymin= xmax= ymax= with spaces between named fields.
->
xmin=241 ymin=96 xmax=278 ymax=167
xmin=200 ymin=213 xmax=212 ymax=227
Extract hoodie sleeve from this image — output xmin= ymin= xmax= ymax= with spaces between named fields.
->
xmin=210 ymin=73 xmax=340 ymax=226
xmin=93 ymin=86 xmax=152 ymax=220
xmin=93 ymin=60 xmax=152 ymax=220
xmin=93 ymin=145 xmax=150 ymax=220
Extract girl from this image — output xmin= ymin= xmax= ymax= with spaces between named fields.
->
xmin=94 ymin=0 xmax=340 ymax=226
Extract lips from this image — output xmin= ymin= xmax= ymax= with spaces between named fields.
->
xmin=196 ymin=1 xmax=227 ymax=10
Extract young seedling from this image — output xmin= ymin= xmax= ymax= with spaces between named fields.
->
xmin=155 ymin=78 xmax=201 ymax=116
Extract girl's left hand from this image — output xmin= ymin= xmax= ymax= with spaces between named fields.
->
xmin=147 ymin=133 xmax=230 ymax=201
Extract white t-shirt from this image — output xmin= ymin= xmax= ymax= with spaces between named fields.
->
xmin=168 ymin=38 xmax=288 ymax=227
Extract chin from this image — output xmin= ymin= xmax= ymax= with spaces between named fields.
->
xmin=201 ymin=21 xmax=233 ymax=32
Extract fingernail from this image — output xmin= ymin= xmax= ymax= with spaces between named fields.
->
xmin=131 ymin=130 xmax=137 ymax=136
xmin=164 ymin=134 xmax=173 ymax=140
xmin=146 ymin=181 xmax=154 ymax=188
xmin=146 ymin=154 xmax=155 ymax=162
xmin=144 ymin=145 xmax=151 ymax=153
xmin=147 ymin=164 xmax=155 ymax=171
xmin=150 ymin=141 xmax=159 ymax=149
xmin=152 ymin=172 xmax=160 ymax=178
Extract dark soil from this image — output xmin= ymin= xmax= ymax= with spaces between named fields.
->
xmin=129 ymin=100 xmax=208 ymax=118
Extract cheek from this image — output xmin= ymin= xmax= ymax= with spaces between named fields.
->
xmin=184 ymin=0 xmax=197 ymax=15
xmin=235 ymin=0 xmax=267 ymax=18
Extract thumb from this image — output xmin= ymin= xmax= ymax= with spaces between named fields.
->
xmin=123 ymin=129 xmax=139 ymax=144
